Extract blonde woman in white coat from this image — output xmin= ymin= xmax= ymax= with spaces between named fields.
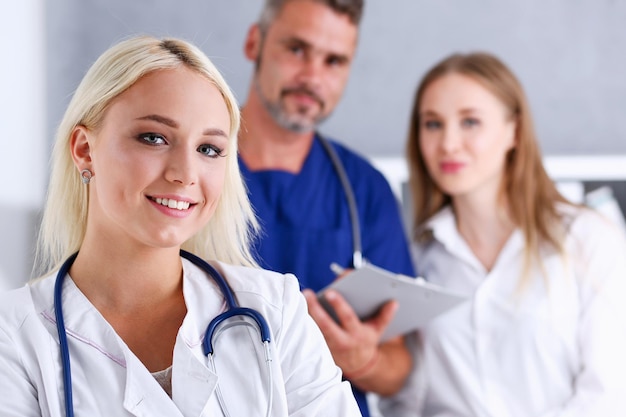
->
xmin=0 ymin=36 xmax=361 ymax=417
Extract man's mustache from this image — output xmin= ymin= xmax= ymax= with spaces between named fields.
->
xmin=281 ymin=86 xmax=325 ymax=110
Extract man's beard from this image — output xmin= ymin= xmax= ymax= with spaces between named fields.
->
xmin=254 ymin=77 xmax=329 ymax=134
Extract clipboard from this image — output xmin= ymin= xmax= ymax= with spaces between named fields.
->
xmin=317 ymin=263 xmax=466 ymax=342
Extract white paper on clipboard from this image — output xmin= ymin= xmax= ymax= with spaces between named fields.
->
xmin=317 ymin=263 xmax=466 ymax=342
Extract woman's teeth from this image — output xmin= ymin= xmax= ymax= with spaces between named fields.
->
xmin=153 ymin=197 xmax=190 ymax=210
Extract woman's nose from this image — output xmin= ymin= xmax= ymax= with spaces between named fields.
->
xmin=440 ymin=126 xmax=461 ymax=153
xmin=164 ymin=147 xmax=197 ymax=186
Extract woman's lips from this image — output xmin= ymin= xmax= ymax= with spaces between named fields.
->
xmin=440 ymin=161 xmax=465 ymax=173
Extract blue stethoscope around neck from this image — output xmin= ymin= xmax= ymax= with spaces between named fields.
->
xmin=54 ymin=249 xmax=273 ymax=417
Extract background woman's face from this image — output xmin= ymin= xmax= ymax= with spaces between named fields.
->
xmin=418 ymin=73 xmax=516 ymax=201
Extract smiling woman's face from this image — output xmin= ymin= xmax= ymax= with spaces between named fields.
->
xmin=71 ymin=66 xmax=232 ymax=250
xmin=418 ymin=73 xmax=517 ymax=201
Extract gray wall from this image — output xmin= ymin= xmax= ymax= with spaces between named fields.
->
xmin=1 ymin=0 xmax=46 ymax=290
xmin=47 ymin=0 xmax=626 ymax=157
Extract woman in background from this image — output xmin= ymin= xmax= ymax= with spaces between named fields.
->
xmin=0 ymin=35 xmax=360 ymax=417
xmin=380 ymin=52 xmax=626 ymax=417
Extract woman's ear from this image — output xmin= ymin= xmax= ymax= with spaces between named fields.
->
xmin=70 ymin=125 xmax=92 ymax=170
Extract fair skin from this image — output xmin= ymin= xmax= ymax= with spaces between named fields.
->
xmin=419 ymin=73 xmax=517 ymax=270
xmin=241 ymin=0 xmax=411 ymax=395
xmin=69 ymin=66 xmax=232 ymax=372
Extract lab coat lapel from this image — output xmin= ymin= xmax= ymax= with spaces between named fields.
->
xmin=171 ymin=334 xmax=218 ymax=417
xmin=176 ymin=259 xmax=280 ymax=416
xmin=34 ymin=262 xmax=222 ymax=416
xmin=120 ymin=335 xmax=218 ymax=417
xmin=120 ymin=278 xmax=219 ymax=417
xmin=38 ymin=276 xmax=184 ymax=417
xmin=122 ymin=351 xmax=185 ymax=417
xmin=169 ymin=258 xmax=225 ymax=416
xmin=123 ymin=260 xmax=223 ymax=417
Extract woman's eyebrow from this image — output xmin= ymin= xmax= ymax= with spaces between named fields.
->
xmin=136 ymin=114 xmax=178 ymax=128
xmin=202 ymin=128 xmax=228 ymax=138
xmin=136 ymin=114 xmax=228 ymax=138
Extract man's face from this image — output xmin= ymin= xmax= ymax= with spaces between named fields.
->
xmin=246 ymin=0 xmax=358 ymax=133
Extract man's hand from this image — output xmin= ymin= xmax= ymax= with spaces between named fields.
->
xmin=302 ymin=288 xmax=410 ymax=394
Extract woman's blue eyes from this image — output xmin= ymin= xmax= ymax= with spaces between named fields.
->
xmin=197 ymin=144 xmax=224 ymax=158
xmin=137 ymin=133 xmax=224 ymax=158
xmin=422 ymin=118 xmax=480 ymax=130
xmin=423 ymin=120 xmax=442 ymax=130
xmin=139 ymin=133 xmax=166 ymax=145
xmin=461 ymin=118 xmax=480 ymax=128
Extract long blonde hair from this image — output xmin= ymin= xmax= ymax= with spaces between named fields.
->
xmin=36 ymin=36 xmax=259 ymax=275
xmin=407 ymin=52 xmax=571 ymax=288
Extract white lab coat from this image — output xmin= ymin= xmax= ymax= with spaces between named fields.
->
xmin=379 ymin=205 xmax=626 ymax=417
xmin=0 ymin=258 xmax=361 ymax=417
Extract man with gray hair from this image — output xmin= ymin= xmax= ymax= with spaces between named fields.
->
xmin=238 ymin=1 xmax=415 ymax=415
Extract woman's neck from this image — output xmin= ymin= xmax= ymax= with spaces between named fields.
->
xmin=452 ymin=192 xmax=515 ymax=271
xmin=69 ymin=239 xmax=183 ymax=313
xmin=68 ymin=237 xmax=187 ymax=372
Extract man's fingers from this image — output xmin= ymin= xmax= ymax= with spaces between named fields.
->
xmin=302 ymin=289 xmax=349 ymax=342
xmin=364 ymin=299 xmax=398 ymax=334
xmin=322 ymin=290 xmax=362 ymax=332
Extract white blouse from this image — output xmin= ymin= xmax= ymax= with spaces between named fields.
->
xmin=380 ymin=205 xmax=626 ymax=417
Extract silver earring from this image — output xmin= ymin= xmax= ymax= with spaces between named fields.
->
xmin=80 ymin=169 xmax=92 ymax=185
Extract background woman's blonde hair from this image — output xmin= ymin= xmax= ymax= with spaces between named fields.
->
xmin=36 ymin=35 xmax=259 ymax=275
xmin=407 ymin=52 xmax=571 ymax=289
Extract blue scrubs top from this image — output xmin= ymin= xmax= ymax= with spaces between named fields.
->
xmin=240 ymin=135 xmax=415 ymax=416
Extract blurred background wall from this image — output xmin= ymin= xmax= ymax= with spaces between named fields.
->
xmin=2 ymin=0 xmax=625 ymax=289
xmin=0 ymin=0 xmax=45 ymax=290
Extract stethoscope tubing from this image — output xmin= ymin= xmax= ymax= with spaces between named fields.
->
xmin=54 ymin=252 xmax=78 ymax=417
xmin=318 ymin=133 xmax=363 ymax=269
xmin=54 ymin=250 xmax=272 ymax=417
xmin=178 ymin=251 xmax=271 ymax=355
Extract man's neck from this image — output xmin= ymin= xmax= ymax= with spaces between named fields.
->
xmin=239 ymin=98 xmax=315 ymax=174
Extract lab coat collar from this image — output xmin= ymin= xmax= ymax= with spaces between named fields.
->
xmin=37 ymin=257 xmax=225 ymax=417
xmin=120 ymin=331 xmax=218 ymax=417
xmin=41 ymin=272 xmax=128 ymax=368
xmin=170 ymin=258 xmax=225 ymax=416
xmin=123 ymin=259 xmax=224 ymax=417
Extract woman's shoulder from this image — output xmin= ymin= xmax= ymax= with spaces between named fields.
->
xmin=556 ymin=204 xmax=626 ymax=264
xmin=186 ymin=259 xmax=301 ymax=308
xmin=559 ymin=203 xmax=625 ymax=240
xmin=0 ymin=284 xmax=32 ymax=311
xmin=189 ymin=261 xmax=311 ymax=345
xmin=219 ymin=262 xmax=298 ymax=292
xmin=0 ymin=284 xmax=42 ymax=338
